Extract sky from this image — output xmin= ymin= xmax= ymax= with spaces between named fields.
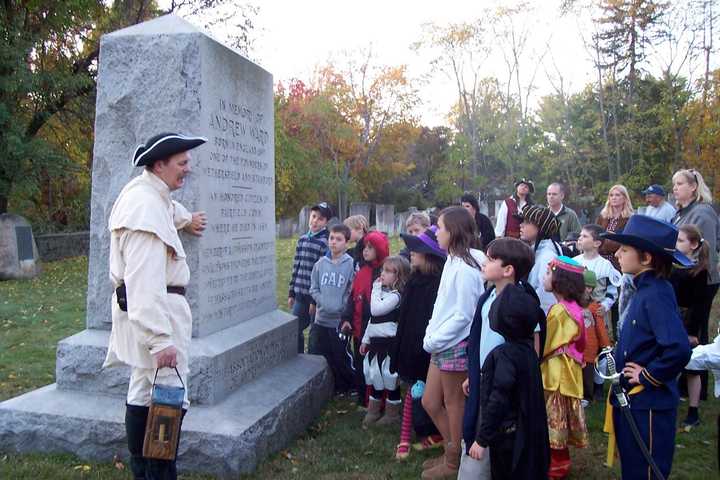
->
xmin=168 ymin=0 xmax=711 ymax=127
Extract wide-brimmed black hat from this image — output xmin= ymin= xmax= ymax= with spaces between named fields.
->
xmin=132 ymin=132 xmax=207 ymax=167
xmin=602 ymin=214 xmax=692 ymax=266
xmin=516 ymin=204 xmax=560 ymax=238
xmin=514 ymin=178 xmax=535 ymax=194
xmin=489 ymin=283 xmax=540 ymax=341
xmin=401 ymin=225 xmax=447 ymax=259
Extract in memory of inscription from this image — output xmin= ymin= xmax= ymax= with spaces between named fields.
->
xmin=197 ymin=96 xmax=276 ymax=333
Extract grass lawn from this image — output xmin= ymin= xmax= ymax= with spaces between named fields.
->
xmin=1 ymin=237 xmax=718 ymax=479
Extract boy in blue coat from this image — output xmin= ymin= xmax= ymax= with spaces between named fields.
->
xmin=603 ymin=215 xmax=692 ymax=479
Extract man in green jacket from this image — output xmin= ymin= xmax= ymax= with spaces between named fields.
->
xmin=546 ymin=182 xmax=581 ymax=240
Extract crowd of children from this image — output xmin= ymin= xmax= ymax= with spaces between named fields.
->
xmin=288 ymin=175 xmax=718 ymax=479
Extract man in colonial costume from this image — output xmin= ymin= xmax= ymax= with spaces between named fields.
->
xmin=103 ymin=132 xmax=207 ymax=479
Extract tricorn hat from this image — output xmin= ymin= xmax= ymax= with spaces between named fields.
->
xmin=132 ymin=132 xmax=207 ymax=167
xmin=602 ymin=214 xmax=692 ymax=267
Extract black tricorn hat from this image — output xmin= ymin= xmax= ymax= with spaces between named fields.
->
xmin=132 ymin=132 xmax=207 ymax=167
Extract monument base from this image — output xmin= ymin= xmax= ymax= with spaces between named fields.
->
xmin=0 ymin=354 xmax=332 ymax=477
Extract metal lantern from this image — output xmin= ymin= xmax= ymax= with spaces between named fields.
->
xmin=143 ymin=368 xmax=185 ymax=460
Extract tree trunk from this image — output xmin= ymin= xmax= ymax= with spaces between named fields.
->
xmin=0 ymin=194 xmax=7 ymax=214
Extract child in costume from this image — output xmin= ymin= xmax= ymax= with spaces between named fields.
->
xmin=392 ymin=226 xmax=446 ymax=459
xmin=471 ymin=283 xmax=551 ymax=480
xmin=518 ymin=204 xmax=563 ymax=314
xmin=344 ymin=214 xmax=369 ymax=271
xmin=573 ymin=224 xmax=621 ymax=332
xmin=541 ymin=256 xmax=589 ymax=479
xmin=580 ymin=270 xmax=611 ymax=405
xmin=461 ymin=237 xmax=547 ymax=479
xmin=360 ymin=256 xmax=411 ymax=426
xmin=602 ymin=214 xmax=692 ymax=479
xmin=348 ymin=231 xmax=390 ymax=405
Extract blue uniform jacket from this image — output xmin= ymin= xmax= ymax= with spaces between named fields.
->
xmin=612 ymin=270 xmax=691 ymax=410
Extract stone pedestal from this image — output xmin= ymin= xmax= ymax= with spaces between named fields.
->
xmin=297 ymin=205 xmax=310 ymax=235
xmin=0 ymin=15 xmax=331 ymax=478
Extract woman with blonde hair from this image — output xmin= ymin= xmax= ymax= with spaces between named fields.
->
xmin=595 ymin=184 xmax=634 ymax=339
xmin=672 ymin=169 xmax=720 ymax=429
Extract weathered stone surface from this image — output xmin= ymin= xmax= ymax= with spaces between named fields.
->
xmin=0 ymin=354 xmax=333 ymax=478
xmin=0 ymin=213 xmax=41 ymax=280
xmin=477 ymin=200 xmax=489 ymax=216
xmin=0 ymin=15 xmax=332 ymax=477
xmin=86 ymin=14 xmax=276 ymax=337
xmin=297 ymin=205 xmax=310 ymax=234
xmin=57 ymin=310 xmax=297 ymax=405
xmin=277 ymin=218 xmax=296 ymax=238
xmin=348 ymin=202 xmax=372 ymax=221
xmin=375 ymin=204 xmax=395 ymax=235
xmin=35 ymin=231 xmax=90 ymax=262
xmin=395 ymin=211 xmax=410 ymax=235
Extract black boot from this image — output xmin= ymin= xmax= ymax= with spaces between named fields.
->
xmin=125 ymin=404 xmax=149 ymax=480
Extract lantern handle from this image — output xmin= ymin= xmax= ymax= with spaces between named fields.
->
xmin=152 ymin=367 xmax=186 ymax=390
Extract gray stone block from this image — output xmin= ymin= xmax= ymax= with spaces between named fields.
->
xmin=86 ymin=14 xmax=276 ymax=337
xmin=35 ymin=231 xmax=90 ymax=262
xmin=0 ymin=213 xmax=41 ymax=280
xmin=375 ymin=204 xmax=395 ymax=235
xmin=348 ymin=202 xmax=372 ymax=222
xmin=297 ymin=205 xmax=310 ymax=234
xmin=57 ymin=310 xmax=297 ymax=405
xmin=0 ymin=354 xmax=333 ymax=478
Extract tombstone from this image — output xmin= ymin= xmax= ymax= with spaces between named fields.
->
xmin=298 ymin=205 xmax=310 ymax=234
xmin=395 ymin=211 xmax=410 ymax=236
xmin=327 ymin=216 xmax=341 ymax=227
xmin=278 ymin=218 xmax=296 ymax=238
xmin=0 ymin=213 xmax=42 ymax=280
xmin=375 ymin=204 xmax=395 ymax=235
xmin=348 ymin=202 xmax=372 ymax=222
xmin=0 ymin=15 xmax=331 ymax=478
xmin=477 ymin=200 xmax=489 ymax=216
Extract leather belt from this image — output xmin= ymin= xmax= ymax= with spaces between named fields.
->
xmin=166 ymin=286 xmax=186 ymax=296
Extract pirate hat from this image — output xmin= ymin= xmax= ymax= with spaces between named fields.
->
xmin=602 ymin=214 xmax=692 ymax=267
xmin=514 ymin=178 xmax=535 ymax=194
xmin=132 ymin=132 xmax=207 ymax=167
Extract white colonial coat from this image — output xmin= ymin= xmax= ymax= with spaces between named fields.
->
xmin=103 ymin=170 xmax=193 ymax=381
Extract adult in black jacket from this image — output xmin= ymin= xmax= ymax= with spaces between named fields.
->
xmin=461 ymin=193 xmax=496 ymax=250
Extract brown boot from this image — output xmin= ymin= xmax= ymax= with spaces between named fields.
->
xmin=420 ymin=441 xmax=460 ymax=479
xmin=376 ymin=400 xmax=401 ymax=426
xmin=421 ymin=442 xmax=446 ymax=470
xmin=362 ymin=397 xmax=383 ymax=427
